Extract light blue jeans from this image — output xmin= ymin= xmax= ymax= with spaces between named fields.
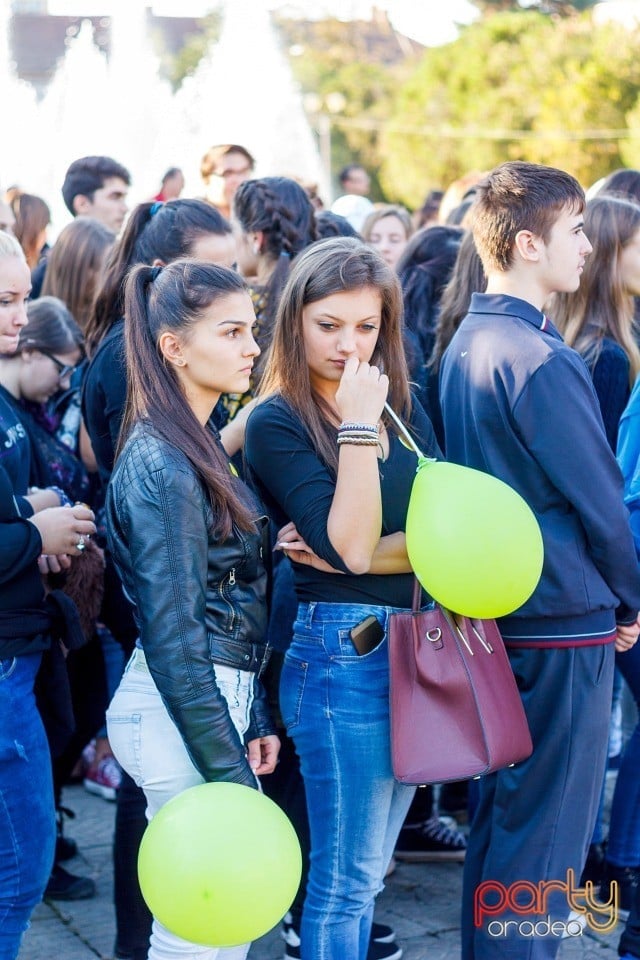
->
xmin=0 ymin=653 xmax=55 ymax=960
xmin=280 ymin=602 xmax=416 ymax=960
xmin=106 ymin=648 xmax=255 ymax=960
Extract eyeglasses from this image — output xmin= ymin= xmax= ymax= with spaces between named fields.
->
xmin=216 ymin=165 xmax=253 ymax=180
xmin=39 ymin=350 xmax=78 ymax=381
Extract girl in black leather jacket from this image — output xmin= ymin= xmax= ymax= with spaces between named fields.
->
xmin=105 ymin=259 xmax=279 ymax=960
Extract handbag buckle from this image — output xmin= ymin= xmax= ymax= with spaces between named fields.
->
xmin=426 ymin=627 xmax=443 ymax=649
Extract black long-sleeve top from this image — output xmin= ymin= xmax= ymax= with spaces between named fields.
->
xmin=245 ymin=394 xmax=440 ymax=608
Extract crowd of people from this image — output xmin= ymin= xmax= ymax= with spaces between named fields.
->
xmin=2 ymin=143 xmax=640 ymax=960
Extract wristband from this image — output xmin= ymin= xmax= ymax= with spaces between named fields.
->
xmin=48 ymin=485 xmax=73 ymax=507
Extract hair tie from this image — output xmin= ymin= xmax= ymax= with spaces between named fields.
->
xmin=150 ymin=201 xmax=163 ymax=216
xmin=150 ymin=265 xmax=163 ymax=282
xmin=279 ymin=250 xmax=291 ymax=260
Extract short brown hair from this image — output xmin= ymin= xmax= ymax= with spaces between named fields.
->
xmin=471 ymin=161 xmax=585 ymax=273
xmin=200 ymin=144 xmax=254 ymax=184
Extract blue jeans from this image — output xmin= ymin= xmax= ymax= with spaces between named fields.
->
xmin=107 ymin=649 xmax=255 ymax=960
xmin=280 ymin=602 xmax=415 ymax=960
xmin=0 ymin=653 xmax=55 ymax=960
xmin=607 ymin=643 xmax=640 ymax=867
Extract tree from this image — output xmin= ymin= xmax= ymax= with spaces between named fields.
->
xmin=276 ymin=15 xmax=415 ymax=199
xmin=380 ymin=12 xmax=640 ymax=207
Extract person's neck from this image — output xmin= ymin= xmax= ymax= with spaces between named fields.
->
xmin=183 ymin=388 xmax=219 ymax=427
xmin=0 ymin=359 xmax=21 ymax=399
xmin=485 ymin=270 xmax=548 ymax=313
xmin=202 ymin=187 xmax=230 ymax=220
xmin=254 ymin=257 xmax=276 ymax=289
xmin=309 ymin=377 xmax=340 ymax=421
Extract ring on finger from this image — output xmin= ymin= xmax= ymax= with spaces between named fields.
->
xmin=77 ymin=536 xmax=86 ymax=552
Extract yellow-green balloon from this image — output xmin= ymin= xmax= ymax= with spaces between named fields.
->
xmin=138 ymin=782 xmax=302 ymax=947
xmin=406 ymin=459 xmax=543 ymax=618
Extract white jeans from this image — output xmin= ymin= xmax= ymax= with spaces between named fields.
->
xmin=106 ymin=648 xmax=255 ymax=960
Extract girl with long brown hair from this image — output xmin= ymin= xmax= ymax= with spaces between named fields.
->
xmin=552 ymin=194 xmax=640 ymax=449
xmin=105 ymin=259 xmax=279 ymax=960
xmin=42 ymin=217 xmax=115 ymax=333
xmin=245 ymin=237 xmax=440 ymax=960
xmin=11 ymin=193 xmax=50 ymax=271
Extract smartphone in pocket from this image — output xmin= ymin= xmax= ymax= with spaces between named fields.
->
xmin=350 ymin=615 xmax=385 ymax=655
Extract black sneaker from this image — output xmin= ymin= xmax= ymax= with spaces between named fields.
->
xmin=599 ymin=863 xmax=639 ymax=919
xmin=44 ymin=864 xmax=96 ymax=901
xmin=394 ymin=816 xmax=467 ymax=862
xmin=371 ymin=921 xmax=395 ymax=943
xmin=55 ymin=805 xmax=78 ymax=863
xmin=281 ymin=913 xmax=398 ymax=960
xmin=367 ymin=940 xmax=402 ymax=960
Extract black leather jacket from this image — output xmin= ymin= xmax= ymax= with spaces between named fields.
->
xmin=106 ymin=425 xmax=275 ymax=789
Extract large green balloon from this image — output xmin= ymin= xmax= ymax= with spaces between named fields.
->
xmin=138 ymin=782 xmax=302 ymax=947
xmin=406 ymin=458 xmax=543 ymax=618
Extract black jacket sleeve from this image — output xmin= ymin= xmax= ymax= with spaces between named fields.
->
xmin=0 ymin=465 xmax=42 ymax=584
xmin=515 ymin=353 xmax=640 ymax=623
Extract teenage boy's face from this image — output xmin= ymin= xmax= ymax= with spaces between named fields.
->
xmin=76 ymin=177 xmax=129 ymax=234
xmin=540 ymin=205 xmax=592 ymax=295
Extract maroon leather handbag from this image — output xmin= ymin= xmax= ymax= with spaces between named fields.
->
xmin=388 ymin=580 xmax=533 ymax=784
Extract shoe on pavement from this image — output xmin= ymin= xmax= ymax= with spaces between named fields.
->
xmin=371 ymin=921 xmax=395 ymax=943
xmin=83 ymin=755 xmax=122 ymax=801
xmin=55 ymin=805 xmax=78 ymax=863
xmin=44 ymin=864 xmax=96 ymax=901
xmin=281 ymin=912 xmax=399 ymax=960
xmin=367 ymin=940 xmax=402 ymax=960
xmin=394 ymin=816 xmax=467 ymax=862
xmin=599 ymin=862 xmax=640 ymax=920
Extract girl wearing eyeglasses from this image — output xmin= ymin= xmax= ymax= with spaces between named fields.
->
xmin=0 ymin=296 xmax=88 ymax=502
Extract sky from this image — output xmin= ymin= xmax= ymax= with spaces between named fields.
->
xmin=46 ymin=0 xmax=480 ymax=47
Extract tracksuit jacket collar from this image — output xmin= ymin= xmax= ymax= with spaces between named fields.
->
xmin=468 ymin=292 xmax=563 ymax=342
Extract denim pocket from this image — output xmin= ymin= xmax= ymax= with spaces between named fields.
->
xmin=280 ymin=656 xmax=308 ymax=732
xmin=0 ymin=657 xmax=17 ymax=681
xmin=106 ymin=712 xmax=142 ymax=786
xmin=336 ymin=626 xmax=387 ymax=661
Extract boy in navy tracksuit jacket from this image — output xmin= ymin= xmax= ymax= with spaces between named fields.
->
xmin=440 ymin=161 xmax=640 ymax=960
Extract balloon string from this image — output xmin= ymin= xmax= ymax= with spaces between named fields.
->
xmin=383 ymin=401 xmax=433 ymax=461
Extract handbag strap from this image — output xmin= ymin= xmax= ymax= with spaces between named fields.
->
xmin=412 ymin=577 xmax=422 ymax=613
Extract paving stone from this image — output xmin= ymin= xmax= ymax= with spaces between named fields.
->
xmin=17 ymin=783 xmax=625 ymax=960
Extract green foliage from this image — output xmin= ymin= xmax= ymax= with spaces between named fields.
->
xmin=381 ymin=12 xmax=640 ymax=207
xmin=156 ymin=8 xmax=640 ymax=209
xmin=276 ymin=15 xmax=417 ymax=200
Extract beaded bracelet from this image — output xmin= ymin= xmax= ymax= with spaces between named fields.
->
xmin=338 ymin=428 xmax=377 ymax=438
xmin=339 ymin=421 xmax=379 ymax=434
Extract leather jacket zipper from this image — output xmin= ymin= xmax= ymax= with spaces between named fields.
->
xmin=219 ymin=568 xmax=236 ymax=632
